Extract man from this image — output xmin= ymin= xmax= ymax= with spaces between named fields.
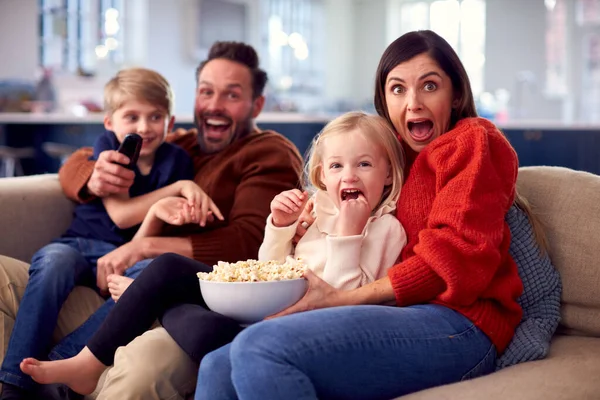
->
xmin=0 ymin=41 xmax=303 ymax=399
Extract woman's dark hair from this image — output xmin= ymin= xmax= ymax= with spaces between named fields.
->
xmin=374 ymin=30 xmax=549 ymax=254
xmin=196 ymin=41 xmax=268 ymax=99
xmin=374 ymin=30 xmax=477 ymax=129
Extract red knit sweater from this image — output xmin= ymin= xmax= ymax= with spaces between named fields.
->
xmin=389 ymin=117 xmax=524 ymax=354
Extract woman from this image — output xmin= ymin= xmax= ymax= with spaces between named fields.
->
xmin=194 ymin=30 xmax=552 ymax=400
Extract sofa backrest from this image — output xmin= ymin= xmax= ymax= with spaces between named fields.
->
xmin=517 ymin=166 xmax=600 ymax=337
xmin=0 ymin=174 xmax=74 ymax=262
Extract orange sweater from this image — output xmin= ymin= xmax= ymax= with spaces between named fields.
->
xmin=390 ymin=117 xmax=523 ymax=354
xmin=59 ymin=128 xmax=304 ymax=266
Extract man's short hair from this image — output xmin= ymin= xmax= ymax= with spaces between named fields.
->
xmin=196 ymin=41 xmax=268 ymax=99
xmin=104 ymin=67 xmax=174 ymax=115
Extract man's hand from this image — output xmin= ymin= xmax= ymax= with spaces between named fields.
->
xmin=271 ymin=189 xmax=308 ymax=228
xmin=178 ymin=181 xmax=224 ymax=226
xmin=336 ymin=195 xmax=371 ymax=236
xmin=87 ymin=150 xmax=136 ymax=197
xmin=151 ymin=196 xmax=215 ymax=226
xmin=96 ymin=241 xmax=146 ymax=293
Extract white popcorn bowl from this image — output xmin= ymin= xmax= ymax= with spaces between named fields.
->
xmin=199 ymin=278 xmax=308 ymax=324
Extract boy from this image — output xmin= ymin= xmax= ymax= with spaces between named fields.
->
xmin=0 ymin=67 xmax=209 ymax=399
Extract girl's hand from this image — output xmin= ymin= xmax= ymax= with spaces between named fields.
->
xmin=266 ymin=270 xmax=349 ymax=319
xmin=271 ymin=189 xmax=308 ymax=227
xmin=178 ymin=180 xmax=223 ymax=227
xmin=336 ymin=195 xmax=371 ymax=236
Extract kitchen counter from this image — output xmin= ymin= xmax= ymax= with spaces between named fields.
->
xmin=1 ymin=112 xmax=599 ymax=176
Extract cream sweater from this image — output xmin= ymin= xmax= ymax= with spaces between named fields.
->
xmin=258 ymin=190 xmax=407 ymax=290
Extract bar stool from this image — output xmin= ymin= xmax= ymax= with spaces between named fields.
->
xmin=0 ymin=146 xmax=35 ymax=177
xmin=42 ymin=142 xmax=77 ymax=167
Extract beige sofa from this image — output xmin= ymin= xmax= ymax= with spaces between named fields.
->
xmin=0 ymin=166 xmax=599 ymax=399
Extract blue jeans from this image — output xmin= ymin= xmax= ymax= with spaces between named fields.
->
xmin=196 ymin=305 xmax=496 ymax=400
xmin=0 ymin=237 xmax=151 ymax=390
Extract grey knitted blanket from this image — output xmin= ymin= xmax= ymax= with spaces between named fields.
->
xmin=496 ymin=205 xmax=562 ymax=370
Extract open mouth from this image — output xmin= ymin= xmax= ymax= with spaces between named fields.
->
xmin=407 ymin=120 xmax=434 ymax=142
xmin=340 ymin=189 xmax=363 ymax=201
xmin=204 ymin=117 xmax=232 ymax=141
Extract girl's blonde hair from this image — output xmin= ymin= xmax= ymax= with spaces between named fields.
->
xmin=104 ymin=67 xmax=174 ymax=115
xmin=305 ymin=111 xmax=405 ymax=211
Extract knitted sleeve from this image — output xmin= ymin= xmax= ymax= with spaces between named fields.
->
xmin=388 ymin=119 xmax=522 ymax=307
xmin=58 ymin=147 xmax=96 ymax=203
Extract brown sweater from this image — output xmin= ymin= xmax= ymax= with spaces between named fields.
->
xmin=59 ymin=128 xmax=304 ymax=265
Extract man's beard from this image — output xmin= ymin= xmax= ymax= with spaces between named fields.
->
xmin=194 ymin=111 xmax=254 ymax=154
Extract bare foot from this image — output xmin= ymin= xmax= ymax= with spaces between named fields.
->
xmin=20 ymin=347 xmax=106 ymax=395
xmin=107 ymin=274 xmax=134 ymax=302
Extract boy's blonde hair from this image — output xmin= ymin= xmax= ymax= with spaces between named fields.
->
xmin=306 ymin=111 xmax=405 ymax=210
xmin=104 ymin=67 xmax=174 ymax=115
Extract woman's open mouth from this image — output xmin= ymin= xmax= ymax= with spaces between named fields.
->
xmin=407 ymin=120 xmax=434 ymax=143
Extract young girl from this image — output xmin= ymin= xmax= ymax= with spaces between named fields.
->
xmin=18 ymin=111 xmax=407 ymax=395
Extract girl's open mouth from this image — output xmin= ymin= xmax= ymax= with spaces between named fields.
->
xmin=340 ymin=189 xmax=363 ymax=201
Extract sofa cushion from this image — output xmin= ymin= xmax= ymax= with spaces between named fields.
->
xmin=516 ymin=167 xmax=600 ymax=337
xmin=496 ymin=205 xmax=561 ymax=369
xmin=398 ymin=335 xmax=600 ymax=400
xmin=0 ymin=174 xmax=74 ymax=262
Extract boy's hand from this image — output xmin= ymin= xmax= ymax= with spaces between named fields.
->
xmin=271 ymin=189 xmax=308 ymax=227
xmin=336 ymin=195 xmax=371 ymax=236
xmin=88 ymin=150 xmax=135 ymax=197
xmin=177 ymin=181 xmax=223 ymax=227
xmin=152 ymin=196 xmax=214 ymax=226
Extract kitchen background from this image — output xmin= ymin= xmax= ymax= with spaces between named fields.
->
xmin=1 ymin=0 xmax=600 ymax=176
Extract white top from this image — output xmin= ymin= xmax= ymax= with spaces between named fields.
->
xmin=258 ymin=190 xmax=407 ymax=290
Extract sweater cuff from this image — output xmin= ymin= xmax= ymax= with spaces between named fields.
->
xmin=387 ymin=256 xmax=446 ymax=306
xmin=265 ymin=214 xmax=298 ymax=241
xmin=72 ymin=161 xmax=96 ymax=203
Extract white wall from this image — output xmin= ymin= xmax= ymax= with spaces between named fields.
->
xmin=353 ymin=0 xmax=388 ymax=106
xmin=144 ymin=0 xmax=260 ymax=114
xmin=323 ymin=0 xmax=356 ymax=102
xmin=0 ymin=0 xmax=38 ymax=80
xmin=322 ymin=0 xmax=388 ymax=107
xmin=484 ymin=0 xmax=563 ymax=120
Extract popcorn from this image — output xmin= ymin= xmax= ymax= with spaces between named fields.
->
xmin=197 ymin=258 xmax=307 ymax=282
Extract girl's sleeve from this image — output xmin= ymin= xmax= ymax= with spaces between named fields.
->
xmin=323 ymin=214 xmax=406 ymax=290
xmin=257 ymin=214 xmax=297 ymax=262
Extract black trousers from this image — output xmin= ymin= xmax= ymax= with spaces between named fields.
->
xmin=87 ymin=253 xmax=242 ymax=366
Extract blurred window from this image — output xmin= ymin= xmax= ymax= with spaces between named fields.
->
xmin=261 ymin=0 xmax=325 ymax=99
xmin=545 ymin=0 xmax=568 ymax=96
xmin=389 ymin=0 xmax=486 ymax=95
xmin=39 ymin=0 xmax=124 ymax=73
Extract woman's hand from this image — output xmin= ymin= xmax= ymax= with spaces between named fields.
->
xmin=293 ymin=196 xmax=316 ymax=244
xmin=267 ymin=273 xmax=398 ymax=319
xmin=177 ymin=180 xmax=223 ymax=227
xmin=266 ymin=270 xmax=351 ymax=319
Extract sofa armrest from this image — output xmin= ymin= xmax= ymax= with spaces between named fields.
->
xmin=0 ymin=174 xmax=74 ymax=263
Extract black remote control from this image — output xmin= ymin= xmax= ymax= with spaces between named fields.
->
xmin=117 ymin=133 xmax=143 ymax=169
